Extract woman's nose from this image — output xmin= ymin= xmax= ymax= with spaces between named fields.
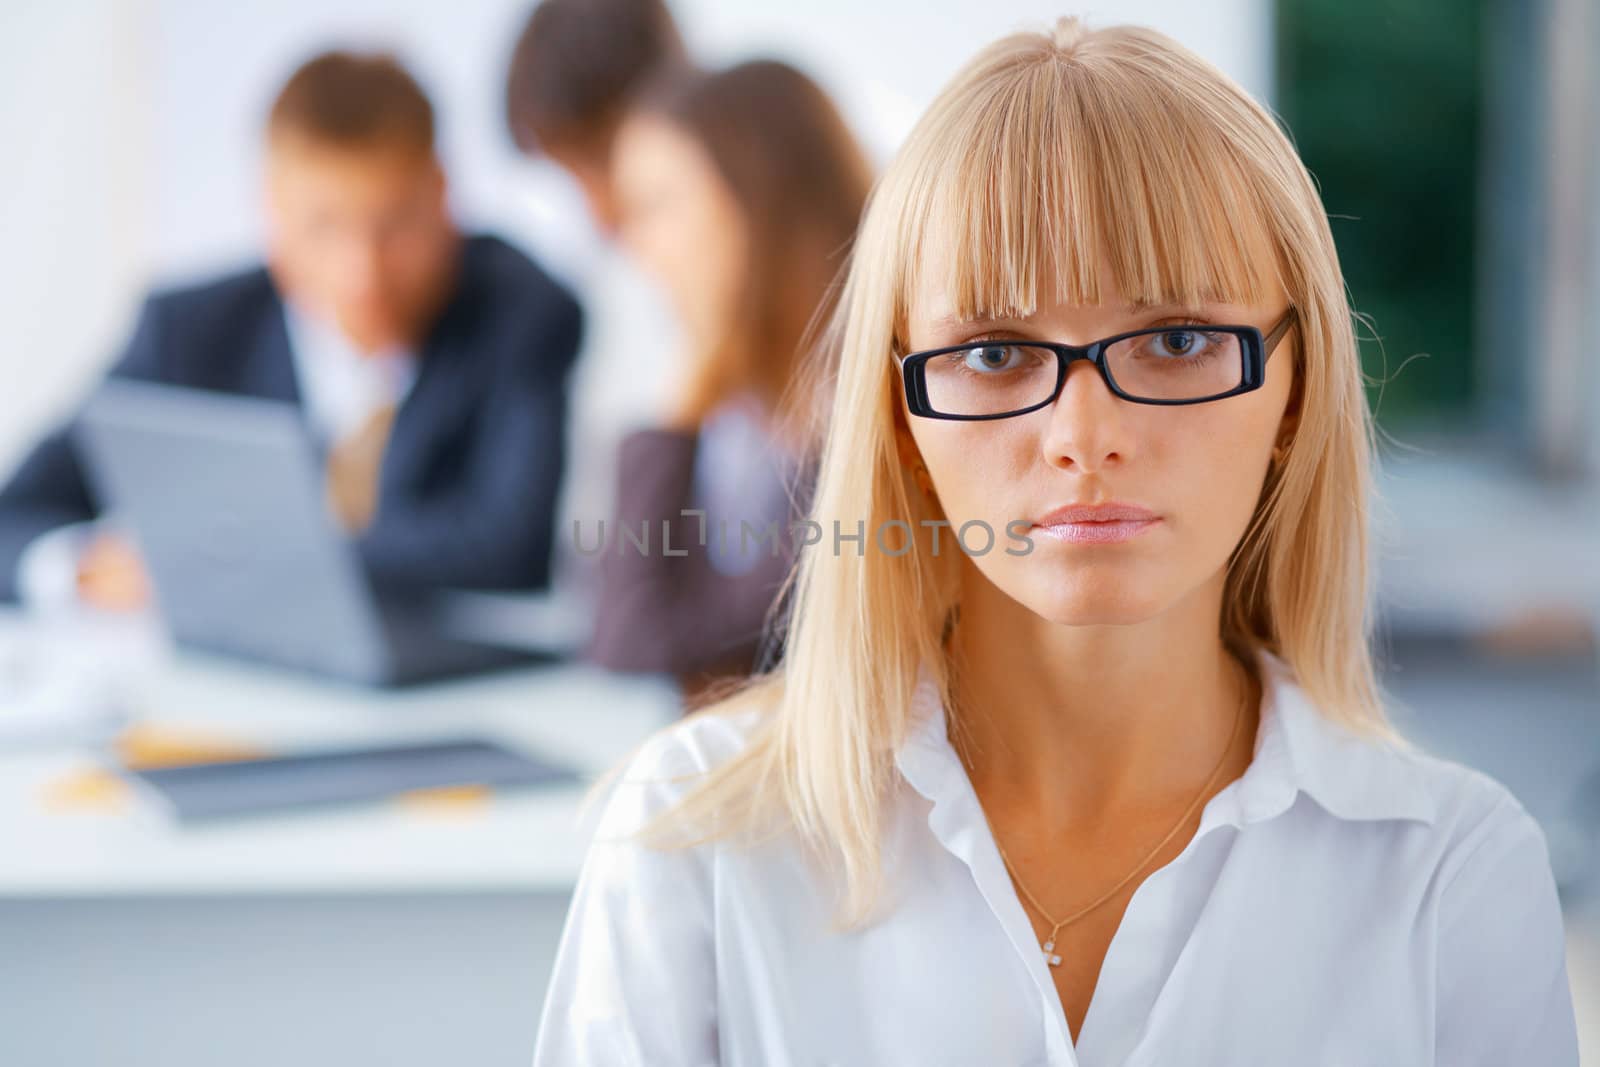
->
xmin=1038 ymin=358 xmax=1128 ymax=471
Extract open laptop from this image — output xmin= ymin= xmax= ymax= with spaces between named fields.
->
xmin=73 ymin=378 xmax=563 ymax=686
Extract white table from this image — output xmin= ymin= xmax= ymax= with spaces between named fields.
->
xmin=0 ymin=615 xmax=680 ymax=1067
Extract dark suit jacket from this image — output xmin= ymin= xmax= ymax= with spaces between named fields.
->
xmin=0 ymin=233 xmax=582 ymax=600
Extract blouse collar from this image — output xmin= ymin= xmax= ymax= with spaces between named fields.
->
xmin=892 ymin=644 xmax=1438 ymax=838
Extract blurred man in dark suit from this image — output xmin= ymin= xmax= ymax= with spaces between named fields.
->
xmin=0 ymin=50 xmax=583 ymax=609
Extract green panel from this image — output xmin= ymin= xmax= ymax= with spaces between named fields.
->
xmin=1276 ymin=0 xmax=1484 ymax=426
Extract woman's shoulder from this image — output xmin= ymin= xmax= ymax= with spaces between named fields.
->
xmin=1291 ymin=703 xmax=1564 ymax=995
xmin=1329 ymin=724 xmax=1560 ymax=925
xmin=625 ymin=704 xmax=768 ymax=784
xmin=1386 ymin=741 xmax=1577 ymax=1058
xmin=1264 ymin=651 xmax=1546 ymax=866
xmin=589 ymin=703 xmax=770 ymax=839
xmin=1386 ymin=741 xmax=1553 ymax=884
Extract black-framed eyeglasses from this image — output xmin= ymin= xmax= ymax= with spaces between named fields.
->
xmin=896 ymin=306 xmax=1298 ymax=420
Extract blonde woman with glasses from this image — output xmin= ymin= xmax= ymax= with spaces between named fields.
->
xmin=533 ymin=16 xmax=1579 ymax=1066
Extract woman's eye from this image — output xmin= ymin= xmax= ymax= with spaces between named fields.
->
xmin=1145 ymin=328 xmax=1218 ymax=358
xmin=960 ymin=344 xmax=1026 ymax=372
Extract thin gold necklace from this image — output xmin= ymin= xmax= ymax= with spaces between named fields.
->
xmin=992 ymin=660 xmax=1249 ymax=968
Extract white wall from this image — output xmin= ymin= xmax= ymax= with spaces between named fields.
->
xmin=0 ymin=0 xmax=1273 ymax=470
xmin=0 ymin=0 xmax=152 ymax=468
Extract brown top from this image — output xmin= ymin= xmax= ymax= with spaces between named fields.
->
xmin=582 ymin=424 xmax=815 ymax=687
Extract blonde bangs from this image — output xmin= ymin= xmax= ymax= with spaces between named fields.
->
xmin=894 ymin=46 xmax=1288 ymax=345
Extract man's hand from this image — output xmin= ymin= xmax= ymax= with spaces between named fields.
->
xmin=75 ymin=534 xmax=152 ymax=613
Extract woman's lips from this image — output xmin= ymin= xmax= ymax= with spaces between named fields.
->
xmin=1031 ymin=517 xmax=1161 ymax=544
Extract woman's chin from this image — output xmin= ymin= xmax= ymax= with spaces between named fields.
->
xmin=1003 ymin=574 xmax=1167 ymax=628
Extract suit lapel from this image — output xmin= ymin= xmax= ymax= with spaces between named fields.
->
xmin=380 ymin=238 xmax=487 ymax=493
xmin=243 ymin=290 xmax=302 ymax=405
xmin=378 ymin=307 xmax=481 ymax=495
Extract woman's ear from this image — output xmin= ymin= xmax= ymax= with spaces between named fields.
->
xmin=1274 ymin=336 xmax=1304 ymax=453
xmin=894 ymin=424 xmax=918 ymax=469
xmin=893 ymin=423 xmax=934 ymax=494
xmin=1275 ymin=409 xmax=1300 ymax=452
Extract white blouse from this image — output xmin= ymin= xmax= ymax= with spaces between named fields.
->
xmin=532 ymin=647 xmax=1580 ymax=1066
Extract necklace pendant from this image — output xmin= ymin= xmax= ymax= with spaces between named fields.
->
xmin=1042 ymin=939 xmax=1063 ymax=967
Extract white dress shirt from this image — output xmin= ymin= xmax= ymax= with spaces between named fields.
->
xmin=280 ymin=301 xmax=418 ymax=446
xmin=532 ymin=645 xmax=1579 ymax=1066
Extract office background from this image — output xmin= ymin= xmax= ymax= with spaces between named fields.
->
xmin=0 ymin=0 xmax=1273 ymax=470
xmin=2 ymin=1 xmax=1595 ymax=1064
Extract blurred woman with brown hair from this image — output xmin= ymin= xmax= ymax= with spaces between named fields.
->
xmin=583 ymin=59 xmax=873 ymax=701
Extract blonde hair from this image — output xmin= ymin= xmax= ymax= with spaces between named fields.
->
xmin=593 ymin=15 xmax=1409 ymax=930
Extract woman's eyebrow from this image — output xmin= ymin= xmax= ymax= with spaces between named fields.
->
xmin=926 ymin=312 xmax=1026 ymax=333
xmin=1122 ymin=290 xmax=1236 ymax=314
xmin=922 ymin=299 xmax=1232 ymax=339
xmin=933 ymin=299 xmax=1228 ymax=324
xmin=1122 ymin=300 xmax=1211 ymax=315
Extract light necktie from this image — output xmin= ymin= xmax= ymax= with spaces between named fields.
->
xmin=324 ymin=400 xmax=398 ymax=534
